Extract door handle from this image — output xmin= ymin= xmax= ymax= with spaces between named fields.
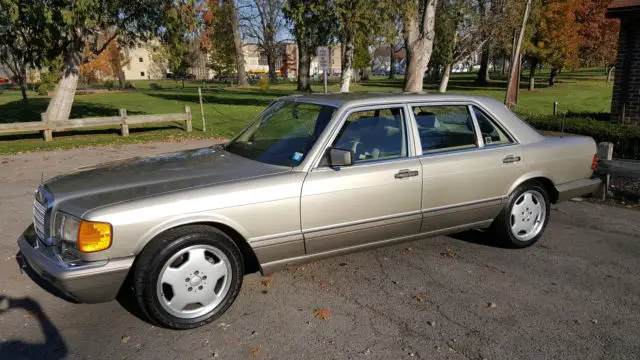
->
xmin=503 ymin=155 xmax=521 ymax=164
xmin=395 ymin=169 xmax=419 ymax=179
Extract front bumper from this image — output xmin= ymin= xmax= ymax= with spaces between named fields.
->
xmin=17 ymin=225 xmax=134 ymax=303
xmin=555 ymin=177 xmax=602 ymax=202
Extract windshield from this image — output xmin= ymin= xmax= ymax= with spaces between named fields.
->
xmin=225 ymin=101 xmax=336 ymax=167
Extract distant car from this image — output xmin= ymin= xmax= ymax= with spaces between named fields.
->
xmin=18 ymin=93 xmax=600 ymax=329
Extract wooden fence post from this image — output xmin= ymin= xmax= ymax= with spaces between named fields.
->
xmin=119 ymin=109 xmax=129 ymax=136
xmin=185 ymin=106 xmax=193 ymax=132
xmin=593 ymin=142 xmax=614 ymax=200
xmin=41 ymin=113 xmax=53 ymax=142
xmin=198 ymin=87 xmax=206 ymax=132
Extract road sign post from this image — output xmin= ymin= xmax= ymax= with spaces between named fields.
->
xmin=317 ymin=46 xmax=329 ymax=94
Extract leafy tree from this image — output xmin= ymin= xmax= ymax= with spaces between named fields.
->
xmin=526 ymin=0 xmax=581 ymax=87
xmin=0 ymin=0 xmax=51 ymax=102
xmin=204 ymin=2 xmax=238 ymax=79
xmin=402 ymin=0 xmax=438 ymax=92
xmin=35 ymin=0 xmax=168 ymax=121
xmin=575 ymin=0 xmax=619 ymax=82
xmin=353 ymin=32 xmax=372 ymax=82
xmin=283 ymin=0 xmax=337 ymax=92
xmin=433 ymin=0 xmax=488 ymax=93
xmin=334 ymin=0 xmax=388 ymax=92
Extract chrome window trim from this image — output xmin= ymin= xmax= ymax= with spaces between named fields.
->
xmin=310 ymin=103 xmax=415 ymax=169
xmin=468 ymin=104 xmax=485 ymax=148
xmin=470 ymin=103 xmax=520 ymax=145
xmin=408 ymin=102 xmax=480 ymax=157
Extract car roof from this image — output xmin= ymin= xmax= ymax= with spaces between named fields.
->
xmin=280 ymin=92 xmax=496 ymax=108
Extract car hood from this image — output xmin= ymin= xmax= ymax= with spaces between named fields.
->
xmin=44 ymin=145 xmax=291 ymax=215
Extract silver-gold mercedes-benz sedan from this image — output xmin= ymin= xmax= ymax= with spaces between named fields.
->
xmin=17 ymin=93 xmax=601 ymax=329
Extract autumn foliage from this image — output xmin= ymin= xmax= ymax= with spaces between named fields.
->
xmin=80 ymin=40 xmax=120 ymax=84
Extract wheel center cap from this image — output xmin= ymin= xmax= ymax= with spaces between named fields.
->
xmin=190 ymin=276 xmax=202 ymax=287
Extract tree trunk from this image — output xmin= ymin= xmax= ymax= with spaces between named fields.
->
xmin=549 ymin=66 xmax=558 ymax=86
xmin=340 ymin=35 xmax=355 ymax=92
xmin=297 ymin=45 xmax=311 ymax=92
xmin=476 ymin=43 xmax=491 ymax=84
xmin=45 ymin=53 xmax=81 ymax=122
xmin=267 ymin=51 xmax=277 ymax=82
xmin=607 ymin=65 xmax=615 ymax=84
xmin=403 ymin=0 xmax=437 ymax=93
xmin=229 ymin=2 xmax=248 ymax=86
xmin=388 ymin=45 xmax=396 ymax=79
xmin=528 ymin=58 xmax=537 ymax=91
xmin=182 ymin=77 xmax=185 ymax=89
xmin=118 ymin=70 xmax=126 ymax=89
xmin=501 ymin=56 xmax=507 ymax=76
xmin=438 ymin=63 xmax=452 ymax=93
xmin=19 ymin=68 xmax=28 ymax=102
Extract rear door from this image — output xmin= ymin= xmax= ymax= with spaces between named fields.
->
xmin=300 ymin=104 xmax=423 ymax=253
xmin=411 ymin=103 xmax=524 ymax=232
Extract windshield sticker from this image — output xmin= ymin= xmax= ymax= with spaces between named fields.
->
xmin=292 ymin=152 xmax=304 ymax=162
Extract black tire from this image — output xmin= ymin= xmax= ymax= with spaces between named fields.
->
xmin=489 ymin=181 xmax=551 ymax=248
xmin=133 ymin=225 xmax=244 ymax=330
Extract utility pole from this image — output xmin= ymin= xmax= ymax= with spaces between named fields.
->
xmin=505 ymin=0 xmax=532 ymax=108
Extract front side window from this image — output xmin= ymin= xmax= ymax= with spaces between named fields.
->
xmin=225 ymin=101 xmax=336 ymax=167
xmin=412 ymin=105 xmax=478 ymax=154
xmin=332 ymin=107 xmax=407 ymax=163
xmin=472 ymin=106 xmax=513 ymax=146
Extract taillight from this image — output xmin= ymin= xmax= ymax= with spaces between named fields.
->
xmin=591 ymin=153 xmax=598 ymax=170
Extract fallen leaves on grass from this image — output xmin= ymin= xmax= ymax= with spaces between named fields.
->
xmin=251 ymin=347 xmax=261 ymax=357
xmin=413 ymin=295 xmax=425 ymax=302
xmin=313 ymin=308 xmax=331 ymax=319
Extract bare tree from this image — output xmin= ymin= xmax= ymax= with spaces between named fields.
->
xmin=239 ymin=0 xmax=286 ymax=82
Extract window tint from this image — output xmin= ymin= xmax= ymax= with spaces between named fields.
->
xmin=412 ymin=105 xmax=477 ymax=153
xmin=473 ymin=106 xmax=512 ymax=146
xmin=332 ymin=107 xmax=407 ymax=163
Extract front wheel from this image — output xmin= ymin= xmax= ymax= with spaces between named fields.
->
xmin=490 ymin=182 xmax=550 ymax=248
xmin=133 ymin=225 xmax=244 ymax=329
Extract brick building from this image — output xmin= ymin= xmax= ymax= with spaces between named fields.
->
xmin=607 ymin=1 xmax=640 ymax=124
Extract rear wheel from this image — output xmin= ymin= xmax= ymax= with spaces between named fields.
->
xmin=133 ymin=225 xmax=243 ymax=329
xmin=490 ymin=182 xmax=550 ymax=248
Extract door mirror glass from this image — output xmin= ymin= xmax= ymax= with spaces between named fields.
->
xmin=329 ymin=148 xmax=353 ymax=167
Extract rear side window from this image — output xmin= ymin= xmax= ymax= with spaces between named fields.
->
xmin=412 ymin=105 xmax=478 ymax=153
xmin=472 ymin=106 xmax=513 ymax=146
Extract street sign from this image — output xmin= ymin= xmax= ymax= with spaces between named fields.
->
xmin=317 ymin=46 xmax=330 ymax=70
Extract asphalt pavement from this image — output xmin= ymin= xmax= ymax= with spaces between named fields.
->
xmin=1 ymin=139 xmax=639 ymax=360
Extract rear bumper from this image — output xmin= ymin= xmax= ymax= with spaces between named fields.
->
xmin=17 ymin=225 xmax=134 ymax=304
xmin=555 ymin=177 xmax=602 ymax=202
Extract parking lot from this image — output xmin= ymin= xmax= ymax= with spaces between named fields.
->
xmin=1 ymin=139 xmax=639 ymax=360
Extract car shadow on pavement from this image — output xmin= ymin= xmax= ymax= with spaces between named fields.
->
xmin=448 ymin=229 xmax=503 ymax=247
xmin=0 ymin=295 xmax=68 ymax=360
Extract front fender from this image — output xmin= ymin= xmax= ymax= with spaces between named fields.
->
xmin=133 ymin=213 xmax=252 ymax=255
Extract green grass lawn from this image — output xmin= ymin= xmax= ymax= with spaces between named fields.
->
xmin=0 ymin=68 xmax=614 ymax=154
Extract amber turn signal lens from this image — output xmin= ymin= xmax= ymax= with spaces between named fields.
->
xmin=78 ymin=221 xmax=112 ymax=253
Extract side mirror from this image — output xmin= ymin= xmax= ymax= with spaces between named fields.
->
xmin=328 ymin=147 xmax=354 ymax=167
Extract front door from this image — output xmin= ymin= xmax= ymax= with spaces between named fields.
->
xmin=301 ymin=105 xmax=423 ymax=253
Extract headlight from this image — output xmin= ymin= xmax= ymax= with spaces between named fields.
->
xmin=52 ymin=212 xmax=112 ymax=253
